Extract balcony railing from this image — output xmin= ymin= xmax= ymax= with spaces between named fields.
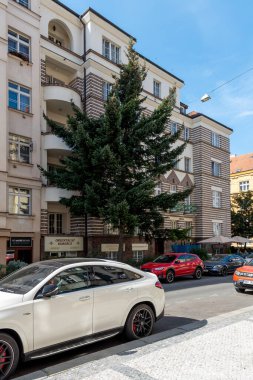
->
xmin=45 ymin=75 xmax=65 ymax=86
xmin=170 ymin=203 xmax=197 ymax=214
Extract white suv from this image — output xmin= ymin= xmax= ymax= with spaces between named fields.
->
xmin=0 ymin=258 xmax=165 ymax=379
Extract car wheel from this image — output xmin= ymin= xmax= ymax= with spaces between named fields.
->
xmin=221 ymin=267 xmax=228 ymax=276
xmin=235 ymin=288 xmax=245 ymax=293
xmin=124 ymin=304 xmax=155 ymax=340
xmin=166 ymin=270 xmax=175 ymax=283
xmin=0 ymin=333 xmax=19 ymax=380
xmin=193 ymin=267 xmax=202 ymax=280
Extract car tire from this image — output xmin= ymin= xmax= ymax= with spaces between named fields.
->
xmin=166 ymin=270 xmax=175 ymax=283
xmin=193 ymin=267 xmax=202 ymax=280
xmin=124 ymin=304 xmax=155 ymax=340
xmin=221 ymin=267 xmax=228 ymax=276
xmin=235 ymin=288 xmax=245 ymax=293
xmin=0 ymin=333 xmax=20 ymax=380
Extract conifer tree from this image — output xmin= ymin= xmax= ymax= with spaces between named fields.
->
xmin=41 ymin=41 xmax=192 ymax=258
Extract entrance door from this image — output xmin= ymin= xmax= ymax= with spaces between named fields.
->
xmin=33 ymin=266 xmax=93 ymax=350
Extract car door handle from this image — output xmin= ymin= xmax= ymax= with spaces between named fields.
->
xmin=79 ymin=296 xmax=90 ymax=301
xmin=124 ymin=288 xmax=134 ymax=292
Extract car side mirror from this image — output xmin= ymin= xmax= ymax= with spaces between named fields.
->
xmin=174 ymin=260 xmax=180 ymax=264
xmin=42 ymin=284 xmax=58 ymax=298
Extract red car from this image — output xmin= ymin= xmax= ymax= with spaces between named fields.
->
xmin=140 ymin=253 xmax=204 ymax=283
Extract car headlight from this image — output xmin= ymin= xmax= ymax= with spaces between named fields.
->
xmin=213 ymin=265 xmax=223 ymax=270
xmin=153 ymin=267 xmax=165 ymax=271
xmin=235 ymin=270 xmax=241 ymax=276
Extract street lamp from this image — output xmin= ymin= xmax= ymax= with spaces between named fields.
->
xmin=201 ymin=93 xmax=211 ymax=102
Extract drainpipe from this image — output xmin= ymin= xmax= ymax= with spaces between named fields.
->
xmin=79 ymin=14 xmax=88 ymax=256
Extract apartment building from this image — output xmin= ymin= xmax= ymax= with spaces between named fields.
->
xmin=230 ymin=153 xmax=253 ymax=195
xmin=0 ymin=0 xmax=232 ymax=264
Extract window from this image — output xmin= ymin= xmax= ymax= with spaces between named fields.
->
xmin=133 ymin=251 xmax=144 ymax=262
xmin=48 ymin=213 xmax=63 ymax=234
xmin=153 ymin=80 xmax=161 ymax=98
xmin=185 ymin=221 xmax=192 ymax=236
xmin=173 ymin=159 xmax=180 ymax=170
xmin=154 ymin=183 xmax=162 ymax=196
xmin=171 ymin=122 xmax=178 ymax=135
xmin=9 ymin=187 xmax=31 ymax=215
xmin=14 ymin=0 xmax=29 ymax=8
xmin=171 ymin=220 xmax=178 ymax=229
xmin=184 ymin=127 xmax=190 ymax=141
xmin=213 ymin=222 xmax=222 ymax=236
xmin=49 ymin=267 xmax=90 ymax=294
xmin=184 ymin=195 xmax=191 ymax=206
xmin=184 ymin=157 xmax=191 ymax=173
xmin=211 ymin=132 xmax=220 ymax=147
xmin=180 ymin=107 xmax=186 ymax=115
xmin=9 ymin=134 xmax=31 ymax=164
xmin=104 ymin=223 xmax=119 ymax=235
xmin=105 ymin=251 xmax=118 ymax=260
xmin=239 ymin=181 xmax=249 ymax=192
xmin=102 ymin=82 xmax=112 ymax=101
xmin=102 ymin=39 xmax=120 ymax=63
xmin=211 ymin=161 xmax=221 ymax=177
xmin=170 ymin=185 xmax=177 ymax=193
xmin=90 ymin=266 xmax=141 ymax=287
xmin=8 ymin=29 xmax=30 ymax=61
xmin=212 ymin=190 xmax=221 ymax=208
xmin=8 ymin=82 xmax=31 ymax=113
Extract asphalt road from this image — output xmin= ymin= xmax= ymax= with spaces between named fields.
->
xmin=12 ymin=274 xmax=253 ymax=379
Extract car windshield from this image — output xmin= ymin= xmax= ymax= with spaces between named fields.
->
xmin=0 ymin=264 xmax=56 ymax=295
xmin=154 ymin=255 xmax=176 ymax=263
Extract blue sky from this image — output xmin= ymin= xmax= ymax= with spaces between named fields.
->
xmin=62 ymin=0 xmax=253 ymax=155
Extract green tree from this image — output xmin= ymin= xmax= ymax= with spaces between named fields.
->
xmin=41 ymin=41 xmax=192 ymax=259
xmin=231 ymin=190 xmax=253 ymax=238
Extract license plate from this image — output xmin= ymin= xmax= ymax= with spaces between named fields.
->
xmin=243 ymin=280 xmax=253 ymax=285
xmin=203 ymin=269 xmax=208 ymax=272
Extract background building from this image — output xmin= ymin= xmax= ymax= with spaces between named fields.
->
xmin=230 ymin=153 xmax=253 ymax=195
xmin=0 ymin=0 xmax=232 ymax=264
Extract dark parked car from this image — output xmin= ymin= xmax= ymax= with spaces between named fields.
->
xmin=203 ymin=254 xmax=245 ymax=276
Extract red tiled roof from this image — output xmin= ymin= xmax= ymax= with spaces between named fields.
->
xmin=230 ymin=153 xmax=253 ymax=174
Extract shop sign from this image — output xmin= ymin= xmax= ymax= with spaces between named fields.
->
xmin=132 ymin=243 xmax=148 ymax=251
xmin=10 ymin=237 xmax=32 ymax=247
xmin=45 ymin=236 xmax=83 ymax=252
xmin=101 ymin=244 xmax=125 ymax=252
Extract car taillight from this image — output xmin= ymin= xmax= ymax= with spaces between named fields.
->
xmin=155 ymin=281 xmax=163 ymax=289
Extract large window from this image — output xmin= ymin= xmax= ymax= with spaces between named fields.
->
xmin=212 ymin=190 xmax=221 ymax=208
xmin=105 ymin=252 xmax=118 ymax=260
xmin=153 ymin=80 xmax=161 ymax=98
xmin=211 ymin=132 xmax=220 ymax=147
xmin=8 ymin=29 xmax=30 ymax=61
xmin=184 ymin=127 xmax=190 ymax=141
xmin=8 ymin=82 xmax=31 ymax=113
xmin=14 ymin=0 xmax=29 ymax=8
xmin=211 ymin=161 xmax=221 ymax=177
xmin=9 ymin=187 xmax=31 ymax=215
xmin=171 ymin=122 xmax=178 ymax=135
xmin=213 ymin=222 xmax=222 ymax=236
xmin=102 ymin=82 xmax=112 ymax=101
xmin=102 ymin=39 xmax=120 ymax=63
xmin=239 ymin=181 xmax=249 ymax=192
xmin=184 ymin=157 xmax=191 ymax=173
xmin=48 ymin=213 xmax=63 ymax=234
xmin=133 ymin=251 xmax=144 ymax=262
xmin=9 ymin=134 xmax=31 ymax=164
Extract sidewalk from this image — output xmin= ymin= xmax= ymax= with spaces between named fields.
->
xmin=16 ymin=305 xmax=253 ymax=380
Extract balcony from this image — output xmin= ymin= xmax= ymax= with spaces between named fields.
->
xmin=170 ymin=204 xmax=197 ymax=214
xmin=45 ymin=187 xmax=78 ymax=203
xmin=44 ymin=134 xmax=70 ymax=152
xmin=43 ymin=75 xmax=82 ymax=110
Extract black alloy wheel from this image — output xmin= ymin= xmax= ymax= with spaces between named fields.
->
xmin=221 ymin=267 xmax=228 ymax=276
xmin=125 ymin=304 xmax=155 ymax=340
xmin=0 ymin=334 xmax=19 ymax=380
xmin=193 ymin=267 xmax=202 ymax=280
xmin=235 ymin=288 xmax=245 ymax=293
xmin=166 ymin=270 xmax=175 ymax=283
